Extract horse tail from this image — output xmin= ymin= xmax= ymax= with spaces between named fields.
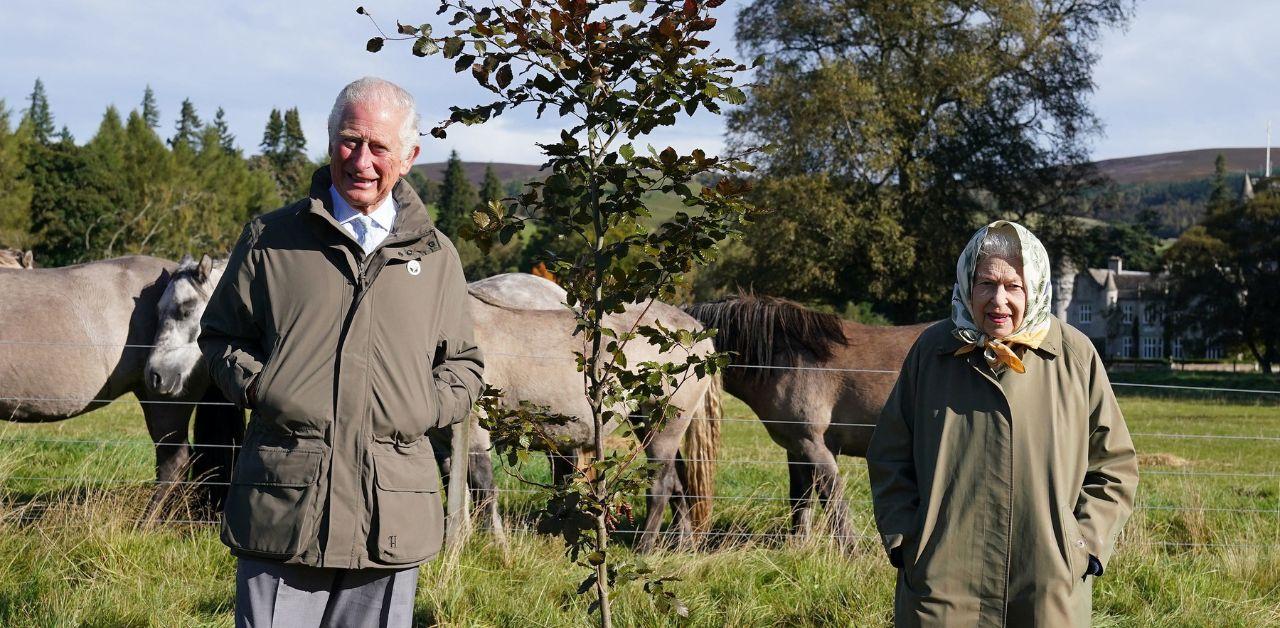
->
xmin=684 ymin=372 xmax=722 ymax=534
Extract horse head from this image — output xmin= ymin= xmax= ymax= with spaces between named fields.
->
xmin=145 ymin=254 xmax=225 ymax=398
xmin=0 ymin=248 xmax=34 ymax=269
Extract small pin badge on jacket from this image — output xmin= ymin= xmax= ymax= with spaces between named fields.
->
xmin=407 ymin=260 xmax=421 ymax=276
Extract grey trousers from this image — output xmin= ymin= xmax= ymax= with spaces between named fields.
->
xmin=235 ymin=557 xmax=419 ymax=628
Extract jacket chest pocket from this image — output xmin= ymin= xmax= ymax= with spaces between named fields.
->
xmin=222 ymin=445 xmax=325 ymax=559
xmin=370 ymin=451 xmax=444 ymax=564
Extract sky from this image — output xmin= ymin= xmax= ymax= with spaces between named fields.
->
xmin=2 ymin=1 xmax=1277 ymax=166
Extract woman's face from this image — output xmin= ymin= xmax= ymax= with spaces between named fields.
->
xmin=970 ymin=255 xmax=1026 ymax=338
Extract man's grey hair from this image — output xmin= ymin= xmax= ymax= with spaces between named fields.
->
xmin=977 ymin=226 xmax=1023 ymax=266
xmin=327 ymin=77 xmax=421 ymax=159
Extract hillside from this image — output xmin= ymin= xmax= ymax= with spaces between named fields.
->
xmin=411 ymin=161 xmax=542 ymax=187
xmin=1094 ymin=147 xmax=1274 ymax=185
xmin=417 ymin=148 xmax=1276 ymax=189
xmin=409 ymin=149 xmax=1271 ymax=237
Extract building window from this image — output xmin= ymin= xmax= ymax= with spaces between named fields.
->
xmin=1143 ymin=304 xmax=1159 ymax=325
xmin=1121 ymin=303 xmax=1134 ymax=325
xmin=1077 ymin=304 xmax=1092 ymax=324
xmin=1141 ymin=336 xmax=1162 ymax=359
xmin=1205 ymin=345 xmax=1223 ymax=360
xmin=1172 ymin=338 xmax=1184 ymax=359
xmin=1120 ymin=336 xmax=1133 ymax=358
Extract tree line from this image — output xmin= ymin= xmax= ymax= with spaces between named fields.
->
xmin=0 ymin=79 xmax=311 ymax=266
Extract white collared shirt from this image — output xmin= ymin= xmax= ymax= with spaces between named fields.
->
xmin=330 ymin=185 xmax=397 ymax=254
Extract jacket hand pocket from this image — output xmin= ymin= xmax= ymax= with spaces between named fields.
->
xmin=370 ymin=451 xmax=443 ymax=564
xmin=222 ymin=445 xmax=324 ymax=559
xmin=1062 ymin=507 xmax=1090 ymax=579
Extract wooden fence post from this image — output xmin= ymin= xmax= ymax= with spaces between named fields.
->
xmin=445 ymin=419 xmax=472 ymax=552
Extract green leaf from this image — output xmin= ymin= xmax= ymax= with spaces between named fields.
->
xmin=629 ymin=0 xmax=646 ymax=12
xmin=723 ymin=87 xmax=746 ymax=105
xmin=443 ymin=37 xmax=464 ymax=58
xmin=366 ymin=37 xmax=384 ymax=53
xmin=455 ymin=54 xmax=476 ymax=73
xmin=586 ymin=550 xmax=605 ymax=566
xmin=413 ymin=37 xmax=439 ymax=57
xmin=619 ymin=143 xmax=635 ymax=161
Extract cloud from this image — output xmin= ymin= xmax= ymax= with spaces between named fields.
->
xmin=1089 ymin=0 xmax=1280 ymax=159
xmin=4 ymin=0 xmax=1275 ymax=167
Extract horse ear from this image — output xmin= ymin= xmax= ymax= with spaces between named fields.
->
xmin=21 ymin=250 xmax=33 ymax=268
xmin=198 ymin=254 xmax=213 ymax=282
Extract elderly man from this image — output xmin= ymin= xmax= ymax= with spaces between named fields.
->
xmin=199 ymin=76 xmax=484 ymax=627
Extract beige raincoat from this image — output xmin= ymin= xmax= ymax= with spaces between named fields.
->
xmin=868 ymin=314 xmax=1138 ymax=626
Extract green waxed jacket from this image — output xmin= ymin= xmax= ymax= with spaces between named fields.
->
xmin=198 ymin=167 xmax=484 ymax=569
xmin=867 ymin=317 xmax=1138 ymax=627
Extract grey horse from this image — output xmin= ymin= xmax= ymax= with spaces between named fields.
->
xmin=143 ymin=254 xmax=244 ymax=509
xmin=145 ymin=270 xmax=721 ymax=552
xmin=0 ymin=255 xmax=208 ymax=514
xmin=686 ymin=294 xmax=929 ymax=542
xmin=464 ymin=273 xmax=722 ymax=552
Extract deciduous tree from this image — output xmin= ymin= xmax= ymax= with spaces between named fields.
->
xmin=727 ymin=0 xmax=1131 ymax=321
xmin=1165 ymin=190 xmax=1280 ymax=372
xmin=365 ymin=0 xmax=755 ymax=623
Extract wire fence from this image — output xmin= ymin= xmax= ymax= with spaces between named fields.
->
xmin=2 ymin=337 xmax=1278 ymax=552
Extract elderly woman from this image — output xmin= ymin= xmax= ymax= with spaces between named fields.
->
xmin=867 ymin=221 xmax=1138 ymax=627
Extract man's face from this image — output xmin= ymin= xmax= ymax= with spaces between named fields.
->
xmin=969 ymin=255 xmax=1027 ymax=338
xmin=329 ymin=101 xmax=420 ymax=213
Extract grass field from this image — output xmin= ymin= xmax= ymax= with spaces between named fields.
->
xmin=0 ymin=385 xmax=1277 ymax=626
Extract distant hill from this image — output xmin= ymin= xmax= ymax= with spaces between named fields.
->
xmin=407 ymin=149 xmax=1270 ymax=237
xmin=1094 ymin=148 xmax=1274 ymax=185
xmin=410 ymin=161 xmax=541 ymax=187
xmin=413 ymin=148 xmax=1276 ymax=188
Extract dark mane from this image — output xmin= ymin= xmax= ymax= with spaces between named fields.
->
xmin=684 ymin=293 xmax=849 ymax=383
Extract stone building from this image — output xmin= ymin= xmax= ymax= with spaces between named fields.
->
xmin=1052 ymin=256 xmax=1196 ymax=360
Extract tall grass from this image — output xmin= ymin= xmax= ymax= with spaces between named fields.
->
xmin=0 ymin=393 xmax=1276 ymax=626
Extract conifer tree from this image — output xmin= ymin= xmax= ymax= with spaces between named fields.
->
xmin=86 ymin=106 xmax=128 ymax=171
xmin=212 ymin=107 xmax=236 ymax=152
xmin=170 ymin=98 xmax=203 ymax=153
xmin=436 ymin=150 xmax=477 ymax=237
xmin=22 ymin=79 xmax=55 ymax=146
xmin=480 ymin=163 xmax=503 ymax=204
xmin=260 ymin=108 xmax=283 ymax=157
xmin=141 ymin=85 xmax=160 ymax=130
xmin=282 ymin=107 xmax=306 ymax=159
xmin=0 ymin=101 xmax=35 ymax=248
xmin=1208 ymin=152 xmax=1230 ymax=215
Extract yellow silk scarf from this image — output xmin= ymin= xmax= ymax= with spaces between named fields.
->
xmin=953 ymin=326 xmax=1050 ymax=374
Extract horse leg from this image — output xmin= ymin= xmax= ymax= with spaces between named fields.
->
xmin=634 ymin=418 xmax=686 ymax=553
xmin=668 ymin=451 xmax=694 ymax=541
xmin=634 ymin=460 xmax=678 ymax=554
xmin=799 ymin=439 xmax=852 ymax=546
xmin=141 ymin=400 xmax=194 ymax=519
xmin=549 ymin=449 xmax=579 ymax=487
xmin=468 ymin=425 xmax=505 ymax=542
xmin=787 ymin=449 xmax=816 ymax=538
xmin=190 ymin=387 xmax=244 ymax=514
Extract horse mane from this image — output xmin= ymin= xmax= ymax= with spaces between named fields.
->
xmin=684 ymin=293 xmax=849 ymax=383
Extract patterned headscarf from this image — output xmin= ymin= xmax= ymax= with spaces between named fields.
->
xmin=950 ymin=220 xmax=1052 ymax=374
